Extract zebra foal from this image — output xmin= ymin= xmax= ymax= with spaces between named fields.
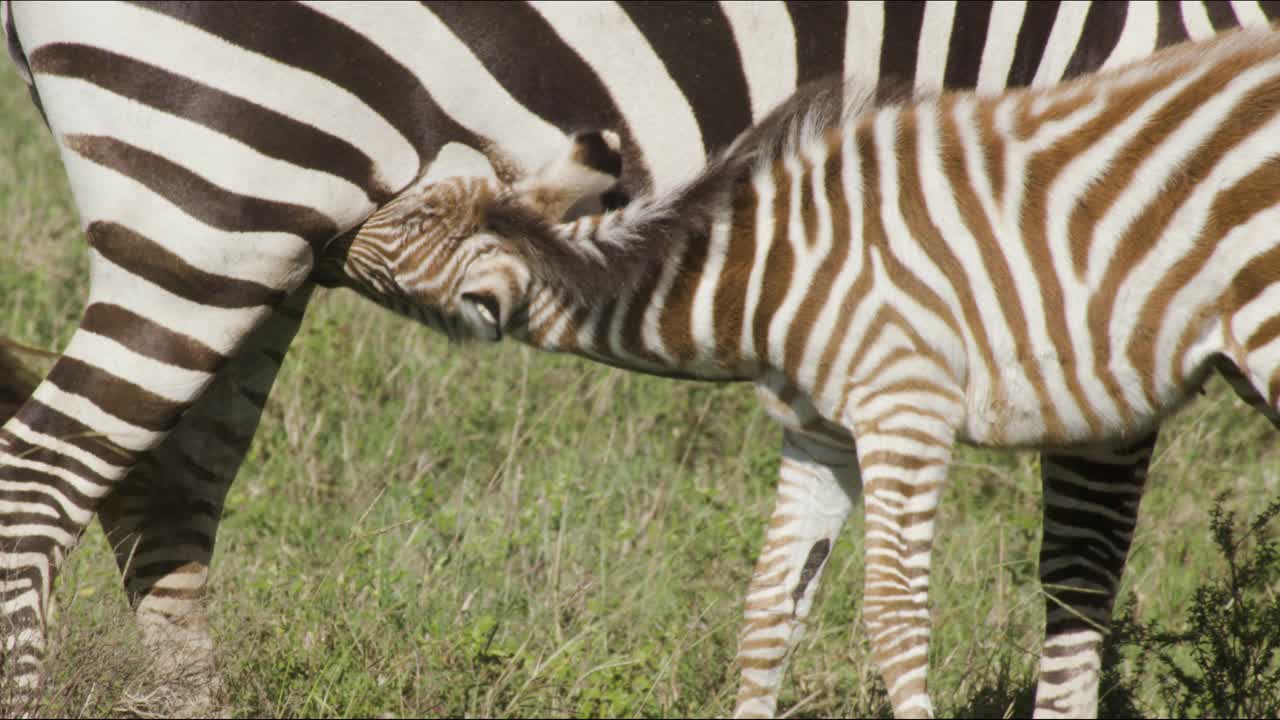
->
xmin=335 ymin=27 xmax=1280 ymax=718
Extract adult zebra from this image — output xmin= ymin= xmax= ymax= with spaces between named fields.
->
xmin=0 ymin=1 xmax=1273 ymax=716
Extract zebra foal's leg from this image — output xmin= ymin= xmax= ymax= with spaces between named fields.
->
xmin=0 ymin=228 xmax=311 ymax=702
xmin=94 ymin=285 xmax=312 ymax=714
xmin=1033 ymin=434 xmax=1155 ymax=719
xmin=845 ymin=379 xmax=964 ymax=719
xmin=733 ymin=427 xmax=860 ymax=719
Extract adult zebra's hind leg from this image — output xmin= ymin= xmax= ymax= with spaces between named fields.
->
xmin=0 ymin=224 xmax=311 ymax=709
xmin=1033 ymin=434 xmax=1155 ymax=719
xmin=95 ymin=285 xmax=312 ymax=717
xmin=733 ymin=428 xmax=860 ymax=719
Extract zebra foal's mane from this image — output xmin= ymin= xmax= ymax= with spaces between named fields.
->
xmin=475 ymin=75 xmax=892 ymax=301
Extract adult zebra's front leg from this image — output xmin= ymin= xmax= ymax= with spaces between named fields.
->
xmin=0 ymin=220 xmax=313 ymax=702
xmin=1033 ymin=434 xmax=1155 ymax=718
xmin=92 ymin=285 xmax=313 ymax=714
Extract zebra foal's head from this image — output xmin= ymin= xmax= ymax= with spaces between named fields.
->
xmin=330 ymin=130 xmax=622 ymax=341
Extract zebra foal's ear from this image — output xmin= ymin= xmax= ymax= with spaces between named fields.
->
xmin=568 ymin=129 xmax=623 ymax=180
xmin=451 ymin=129 xmax=624 ymax=338
xmin=513 ymin=129 xmax=623 ymax=221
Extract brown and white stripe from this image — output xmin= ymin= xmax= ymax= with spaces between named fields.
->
xmin=341 ymin=26 xmax=1280 ymax=718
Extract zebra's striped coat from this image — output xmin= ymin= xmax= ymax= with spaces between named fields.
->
xmin=339 ymin=25 xmax=1280 ymax=719
xmin=2 ymin=2 xmax=1275 ymax=717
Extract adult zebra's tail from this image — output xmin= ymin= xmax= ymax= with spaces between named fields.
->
xmin=3 ymin=0 xmax=44 ymax=126
xmin=0 ymin=342 xmax=38 ymax=425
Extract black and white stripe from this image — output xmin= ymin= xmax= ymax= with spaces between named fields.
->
xmin=1 ymin=2 xmax=1272 ymax=716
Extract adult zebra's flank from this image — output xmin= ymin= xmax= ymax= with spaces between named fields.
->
xmin=338 ymin=26 xmax=1280 ymax=718
xmin=1 ymin=2 xmax=1274 ymax=716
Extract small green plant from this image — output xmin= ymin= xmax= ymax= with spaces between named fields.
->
xmin=1103 ymin=494 xmax=1280 ymax=719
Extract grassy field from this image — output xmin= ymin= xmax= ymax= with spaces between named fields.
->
xmin=1 ymin=63 xmax=1278 ymax=718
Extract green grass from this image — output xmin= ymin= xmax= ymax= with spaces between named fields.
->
xmin=1 ymin=64 xmax=1277 ymax=718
